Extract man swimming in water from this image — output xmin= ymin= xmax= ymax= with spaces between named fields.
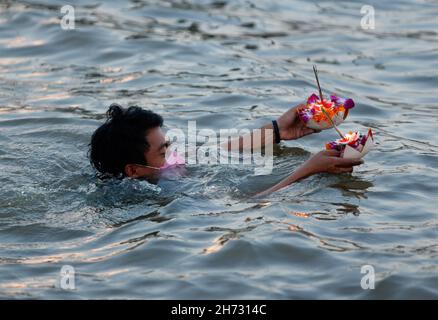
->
xmin=89 ymin=104 xmax=363 ymax=196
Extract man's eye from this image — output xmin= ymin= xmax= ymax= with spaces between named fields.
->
xmin=161 ymin=153 xmax=166 ymax=157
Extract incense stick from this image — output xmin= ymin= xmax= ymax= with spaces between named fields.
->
xmin=313 ymin=65 xmax=324 ymax=102
xmin=312 ymin=65 xmax=345 ymax=139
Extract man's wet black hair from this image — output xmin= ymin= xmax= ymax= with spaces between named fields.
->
xmin=89 ymin=104 xmax=163 ymax=177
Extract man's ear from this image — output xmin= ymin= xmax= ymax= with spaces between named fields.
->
xmin=124 ymin=164 xmax=138 ymax=178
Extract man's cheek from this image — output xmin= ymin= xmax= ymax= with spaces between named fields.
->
xmin=144 ymin=151 xmax=158 ymax=166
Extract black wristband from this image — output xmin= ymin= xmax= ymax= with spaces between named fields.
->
xmin=272 ymin=120 xmax=281 ymax=144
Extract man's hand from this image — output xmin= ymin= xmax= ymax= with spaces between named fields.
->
xmin=255 ymin=149 xmax=364 ymax=197
xmin=276 ymin=104 xmax=320 ymax=140
xmin=301 ymin=150 xmax=364 ymax=176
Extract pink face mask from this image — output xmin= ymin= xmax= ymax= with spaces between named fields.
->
xmin=138 ymin=150 xmax=185 ymax=171
xmin=159 ymin=150 xmax=186 ymax=170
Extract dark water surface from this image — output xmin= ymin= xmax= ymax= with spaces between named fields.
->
xmin=0 ymin=0 xmax=437 ymax=299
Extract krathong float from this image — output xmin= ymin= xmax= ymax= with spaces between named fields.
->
xmin=297 ymin=93 xmax=355 ymax=130
xmin=297 ymin=66 xmax=355 ymax=131
xmin=325 ymin=129 xmax=374 ymax=159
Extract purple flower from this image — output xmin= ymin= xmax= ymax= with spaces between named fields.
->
xmin=330 ymin=95 xmax=355 ymax=109
xmin=327 ymin=141 xmax=343 ymax=151
xmin=307 ymin=93 xmax=319 ymax=104
xmin=298 ymin=110 xmax=311 ymax=123
xmin=344 ymin=98 xmax=355 ymax=110
xmin=330 ymin=95 xmax=340 ymax=105
xmin=350 ymin=140 xmax=360 ymax=149
xmin=360 ymin=134 xmax=367 ymax=146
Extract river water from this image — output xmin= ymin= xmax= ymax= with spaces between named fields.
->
xmin=0 ymin=0 xmax=437 ymax=299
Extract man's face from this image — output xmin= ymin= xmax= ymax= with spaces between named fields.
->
xmin=144 ymin=127 xmax=168 ymax=168
xmin=124 ymin=126 xmax=171 ymax=178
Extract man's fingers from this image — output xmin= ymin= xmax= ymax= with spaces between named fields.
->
xmin=306 ymin=128 xmax=321 ymax=135
xmin=335 ymin=166 xmax=354 ymax=173
xmin=302 ymin=128 xmax=317 ymax=136
xmin=333 ymin=157 xmax=364 ymax=167
xmin=323 ymin=149 xmax=341 ymax=156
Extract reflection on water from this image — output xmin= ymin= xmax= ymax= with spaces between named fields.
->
xmin=0 ymin=0 xmax=437 ymax=299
